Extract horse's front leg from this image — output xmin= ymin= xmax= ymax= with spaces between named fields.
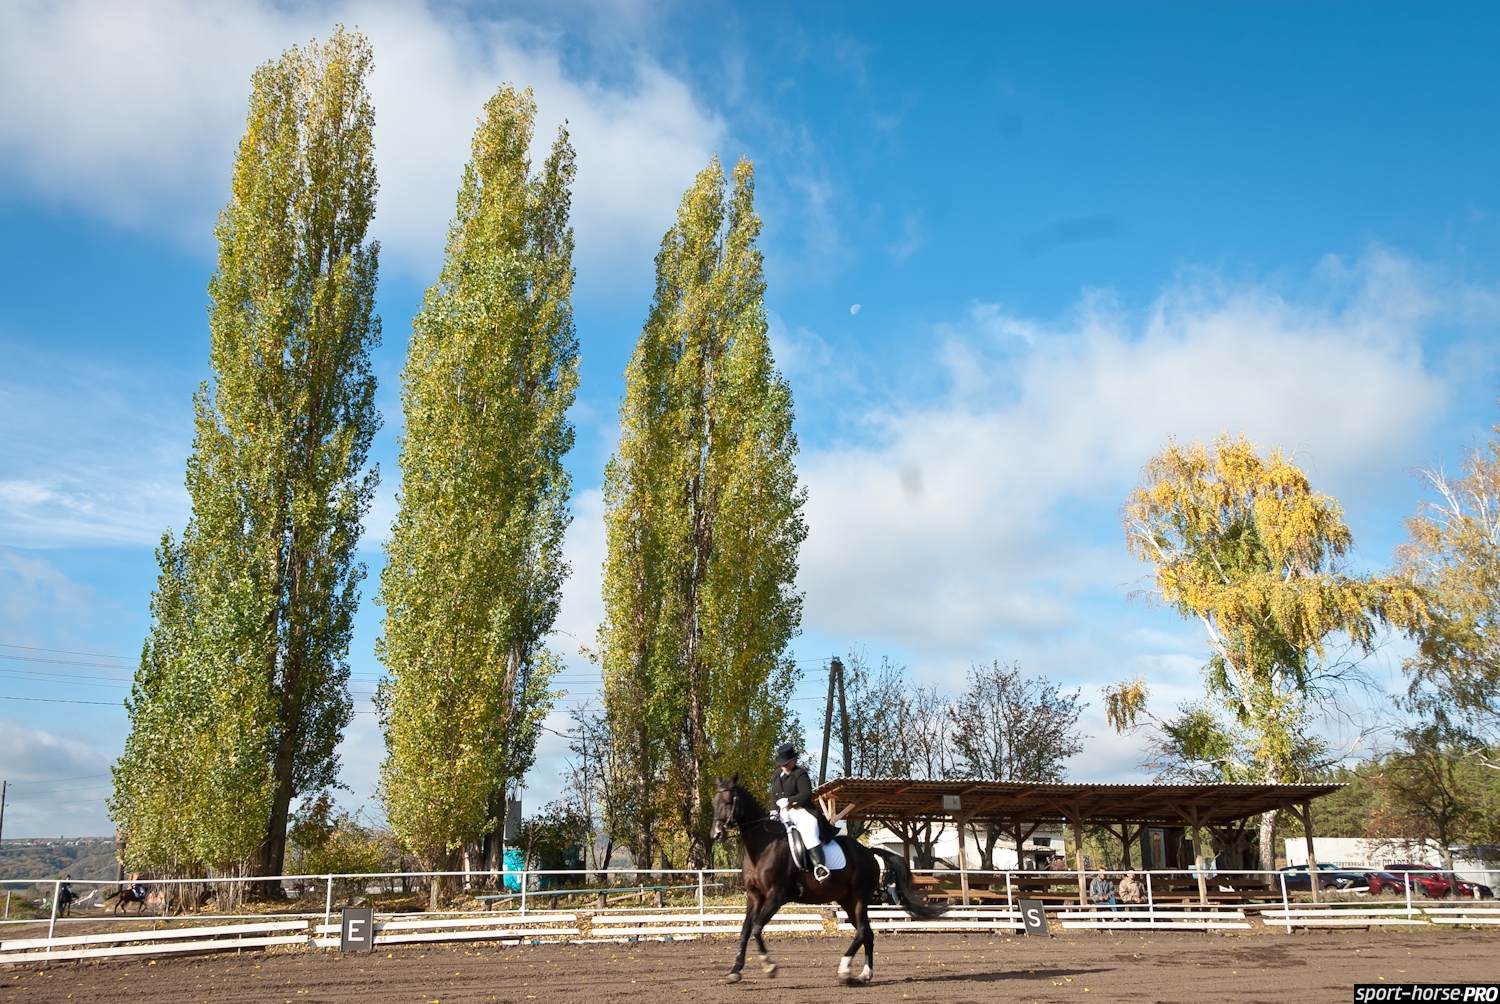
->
xmin=727 ymin=890 xmax=762 ymax=983
xmin=751 ymin=885 xmax=789 ymax=977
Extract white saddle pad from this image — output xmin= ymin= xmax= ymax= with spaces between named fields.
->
xmin=823 ymin=839 xmax=847 ymax=871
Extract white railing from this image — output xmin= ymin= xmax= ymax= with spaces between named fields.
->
xmin=0 ymin=865 xmax=1484 ymax=964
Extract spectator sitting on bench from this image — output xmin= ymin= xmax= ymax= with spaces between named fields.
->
xmin=1089 ymin=869 xmax=1119 ymax=911
xmin=1118 ymin=870 xmax=1144 ymax=907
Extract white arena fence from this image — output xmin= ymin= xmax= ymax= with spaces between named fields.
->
xmin=1 ymin=866 xmax=1492 ymax=965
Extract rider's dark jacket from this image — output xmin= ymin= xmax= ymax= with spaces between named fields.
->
xmin=770 ymin=766 xmax=837 ymax=842
xmin=770 ymin=765 xmax=815 ymax=809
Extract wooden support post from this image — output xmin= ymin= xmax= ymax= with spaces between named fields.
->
xmin=1072 ymin=819 xmax=1086 ymax=906
xmin=956 ymin=814 xmax=971 ymax=906
xmin=1301 ymin=801 xmax=1319 ymax=905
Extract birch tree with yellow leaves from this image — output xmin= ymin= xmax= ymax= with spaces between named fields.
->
xmin=1106 ymin=432 xmax=1421 ymax=872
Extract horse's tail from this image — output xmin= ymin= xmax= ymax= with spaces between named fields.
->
xmin=871 ymin=848 xmax=949 ymax=919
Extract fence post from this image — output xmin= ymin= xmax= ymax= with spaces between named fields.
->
xmin=1404 ymin=874 xmax=1413 ymax=922
xmin=45 ymin=879 xmax=60 ymax=953
xmin=697 ymin=870 xmax=705 ymax=923
xmin=1145 ymin=871 xmax=1154 ymax=926
xmin=521 ymin=871 xmax=527 ymax=916
xmin=1279 ymin=871 xmax=1291 ymax=934
xmin=1005 ymin=872 xmax=1013 ymax=916
xmin=323 ymin=875 xmax=333 ymax=947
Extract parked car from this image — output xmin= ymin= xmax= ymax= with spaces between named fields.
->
xmin=1371 ymin=864 xmax=1489 ymax=898
xmin=1278 ymin=864 xmax=1371 ymax=892
xmin=1362 ymin=871 xmax=1411 ymax=897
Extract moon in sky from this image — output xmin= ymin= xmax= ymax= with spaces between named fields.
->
xmin=850 ymin=304 xmax=861 ymax=315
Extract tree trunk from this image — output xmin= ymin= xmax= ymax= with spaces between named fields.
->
xmin=1258 ymin=811 xmax=1277 ymax=885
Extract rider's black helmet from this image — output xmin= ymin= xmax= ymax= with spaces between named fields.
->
xmin=774 ymin=743 xmax=798 ymax=766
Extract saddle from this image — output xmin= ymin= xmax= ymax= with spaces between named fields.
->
xmin=783 ymin=825 xmax=848 ymax=874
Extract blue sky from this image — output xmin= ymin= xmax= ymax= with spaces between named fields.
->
xmin=3 ymin=0 xmax=1500 ymax=838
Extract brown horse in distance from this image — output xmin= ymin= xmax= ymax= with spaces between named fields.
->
xmin=709 ymin=777 xmax=946 ymax=985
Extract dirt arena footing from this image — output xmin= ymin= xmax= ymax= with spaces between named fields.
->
xmin=4 ymin=928 xmax=1496 ymax=1003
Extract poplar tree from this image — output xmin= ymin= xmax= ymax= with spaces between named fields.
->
xmin=599 ymin=157 xmax=806 ymax=867
xmin=377 ymin=87 xmax=575 ymax=891
xmin=111 ymin=28 xmax=381 ymax=881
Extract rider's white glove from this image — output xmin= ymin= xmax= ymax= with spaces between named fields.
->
xmin=776 ymin=797 xmax=790 ymax=810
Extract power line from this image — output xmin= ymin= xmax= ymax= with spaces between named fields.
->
xmin=8 ymin=775 xmax=109 ymax=786
xmin=0 ymin=653 xmax=136 ymax=671
xmin=0 ymin=695 xmax=120 ymax=706
xmin=0 ymin=670 xmax=130 ymax=688
xmin=0 ymin=643 xmax=132 ymax=661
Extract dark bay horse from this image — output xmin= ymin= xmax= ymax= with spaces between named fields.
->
xmin=709 ymin=778 xmax=946 ymax=985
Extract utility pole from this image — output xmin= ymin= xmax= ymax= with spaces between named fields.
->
xmin=819 ymin=659 xmax=838 ymax=785
xmin=818 ymin=657 xmax=850 ymax=786
xmin=0 ymin=780 xmax=7 ymax=847
xmin=836 ymin=659 xmax=851 ymax=782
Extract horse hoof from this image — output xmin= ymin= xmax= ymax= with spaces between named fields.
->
xmin=837 ymin=974 xmax=852 ymax=986
xmin=763 ymin=963 xmax=777 ymax=977
xmin=725 ymin=972 xmax=742 ymax=984
xmin=859 ymin=966 xmax=873 ymax=983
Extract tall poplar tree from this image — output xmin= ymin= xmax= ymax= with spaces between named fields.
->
xmin=377 ymin=87 xmax=575 ymax=890
xmin=600 ymin=157 xmax=806 ymax=867
xmin=111 ymin=28 xmax=381 ymax=881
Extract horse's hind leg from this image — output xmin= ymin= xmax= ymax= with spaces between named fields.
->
xmin=848 ymin=899 xmax=874 ymax=983
xmin=835 ymin=896 xmax=862 ymax=983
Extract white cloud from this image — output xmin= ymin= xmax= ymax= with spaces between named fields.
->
xmin=0 ymin=344 xmax=192 ymax=548
xmin=0 ymin=0 xmax=723 ymax=281
xmin=797 ymin=251 xmax=1488 ymax=684
xmin=0 ymin=719 xmax=115 ymax=838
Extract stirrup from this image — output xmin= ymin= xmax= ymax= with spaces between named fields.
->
xmin=813 ymin=864 xmax=831 ymax=880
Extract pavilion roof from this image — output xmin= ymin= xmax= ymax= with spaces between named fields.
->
xmin=811 ymin=777 xmax=1342 ymax=829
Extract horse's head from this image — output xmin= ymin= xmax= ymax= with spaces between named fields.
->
xmin=709 ymin=775 xmax=743 ymax=842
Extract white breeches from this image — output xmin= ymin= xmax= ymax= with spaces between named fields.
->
xmin=784 ymin=806 xmax=821 ymax=848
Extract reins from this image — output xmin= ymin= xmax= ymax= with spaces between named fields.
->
xmin=719 ymin=787 xmax=783 ymax=836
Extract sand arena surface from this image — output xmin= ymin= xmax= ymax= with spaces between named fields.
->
xmin=4 ymin=929 xmax=1496 ymax=1003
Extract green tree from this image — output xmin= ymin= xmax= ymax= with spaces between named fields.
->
xmin=1369 ymin=729 xmax=1500 ymax=882
xmin=949 ymin=661 xmax=1085 ymax=869
xmin=1396 ymin=419 xmax=1500 ymax=768
xmin=377 ymin=87 xmax=575 ymax=894
xmin=599 ymin=156 xmax=806 ymax=868
xmin=1109 ymin=432 xmax=1420 ymax=872
xmin=111 ymin=28 xmax=381 ymax=881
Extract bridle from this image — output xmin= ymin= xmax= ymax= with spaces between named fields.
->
xmin=714 ymin=785 xmax=782 ymax=839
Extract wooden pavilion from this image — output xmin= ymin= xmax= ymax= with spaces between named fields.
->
xmin=812 ymin=777 xmax=1343 ymax=905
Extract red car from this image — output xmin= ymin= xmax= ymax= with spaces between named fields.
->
xmin=1373 ymin=864 xmax=1483 ymax=898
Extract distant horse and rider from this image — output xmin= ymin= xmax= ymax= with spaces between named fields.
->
xmin=709 ymin=743 xmax=947 ymax=985
xmin=105 ymin=880 xmax=150 ymax=915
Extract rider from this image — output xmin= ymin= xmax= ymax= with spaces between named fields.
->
xmin=769 ymin=743 xmax=832 ymax=881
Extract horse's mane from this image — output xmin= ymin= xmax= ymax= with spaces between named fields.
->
xmin=728 ymin=781 xmax=768 ymax=820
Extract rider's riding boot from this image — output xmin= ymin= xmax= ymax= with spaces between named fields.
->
xmin=808 ymin=843 xmax=831 ymax=881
